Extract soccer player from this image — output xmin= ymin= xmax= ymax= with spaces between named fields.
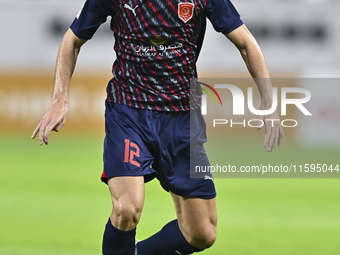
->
xmin=32 ymin=0 xmax=283 ymax=254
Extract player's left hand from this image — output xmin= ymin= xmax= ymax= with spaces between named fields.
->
xmin=257 ymin=109 xmax=283 ymax=152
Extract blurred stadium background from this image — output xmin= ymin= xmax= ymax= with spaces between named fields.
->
xmin=1 ymin=0 xmax=339 ymax=254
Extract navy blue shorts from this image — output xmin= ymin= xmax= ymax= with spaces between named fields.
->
xmin=101 ymin=101 xmax=216 ymax=199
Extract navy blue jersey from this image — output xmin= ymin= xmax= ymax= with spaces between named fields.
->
xmin=71 ymin=0 xmax=243 ymax=111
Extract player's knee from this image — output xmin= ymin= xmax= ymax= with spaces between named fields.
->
xmin=112 ymin=201 xmax=142 ymax=227
xmin=187 ymin=225 xmax=217 ymax=250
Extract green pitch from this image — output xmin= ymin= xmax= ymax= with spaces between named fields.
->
xmin=0 ymin=132 xmax=339 ymax=255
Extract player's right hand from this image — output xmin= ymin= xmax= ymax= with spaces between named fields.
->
xmin=31 ymin=99 xmax=68 ymax=145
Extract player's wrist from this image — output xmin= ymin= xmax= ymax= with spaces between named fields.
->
xmin=260 ymin=98 xmax=273 ymax=109
xmin=51 ymin=94 xmax=69 ymax=106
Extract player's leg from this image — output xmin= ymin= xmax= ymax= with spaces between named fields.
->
xmin=136 ymin=195 xmax=216 ymax=255
xmin=171 ymin=193 xmax=217 ymax=250
xmin=136 ymin=109 xmax=216 ymax=255
xmin=108 ymin=176 xmax=145 ymax=230
xmin=102 ymin=176 xmax=145 ymax=255
xmin=168 ymin=108 xmax=217 ymax=251
xmin=102 ymin=99 xmax=157 ymax=254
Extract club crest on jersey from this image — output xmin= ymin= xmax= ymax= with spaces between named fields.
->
xmin=178 ymin=3 xmax=194 ymax=23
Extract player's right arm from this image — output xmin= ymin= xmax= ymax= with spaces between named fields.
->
xmin=31 ymin=29 xmax=86 ymax=145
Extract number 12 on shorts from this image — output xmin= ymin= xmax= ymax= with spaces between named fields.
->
xmin=124 ymin=139 xmax=141 ymax=167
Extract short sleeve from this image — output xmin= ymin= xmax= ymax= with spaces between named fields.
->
xmin=205 ymin=0 xmax=243 ymax=35
xmin=70 ymin=0 xmax=113 ymax=40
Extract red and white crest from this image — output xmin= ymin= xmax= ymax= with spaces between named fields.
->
xmin=178 ymin=3 xmax=194 ymax=23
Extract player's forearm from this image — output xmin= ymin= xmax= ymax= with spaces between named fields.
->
xmin=52 ymin=29 xmax=84 ymax=104
xmin=241 ymin=41 xmax=273 ymax=107
xmin=225 ymin=25 xmax=273 ymax=107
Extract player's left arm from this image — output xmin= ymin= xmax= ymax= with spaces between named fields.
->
xmin=225 ymin=24 xmax=283 ymax=152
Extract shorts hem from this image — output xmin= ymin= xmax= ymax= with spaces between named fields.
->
xmin=101 ymin=171 xmax=157 ymax=184
xmin=169 ymin=189 xmax=217 ymax=200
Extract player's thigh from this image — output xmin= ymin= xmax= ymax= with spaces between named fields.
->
xmin=108 ymin=176 xmax=145 ymax=229
xmin=171 ymin=192 xmax=217 ymax=248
